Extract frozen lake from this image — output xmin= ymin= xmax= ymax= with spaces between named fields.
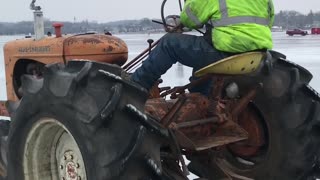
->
xmin=1 ymin=32 xmax=320 ymax=100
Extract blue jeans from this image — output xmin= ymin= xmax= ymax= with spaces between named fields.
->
xmin=131 ymin=33 xmax=232 ymax=94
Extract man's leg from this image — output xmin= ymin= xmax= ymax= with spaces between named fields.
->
xmin=131 ymin=33 xmax=231 ymax=90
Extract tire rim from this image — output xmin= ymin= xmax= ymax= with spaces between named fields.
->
xmin=23 ymin=118 xmax=87 ymax=180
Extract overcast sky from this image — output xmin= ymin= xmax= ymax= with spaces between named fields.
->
xmin=0 ymin=0 xmax=320 ymax=23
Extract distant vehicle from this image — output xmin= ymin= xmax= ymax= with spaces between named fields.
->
xmin=286 ymin=29 xmax=308 ymax=36
xmin=311 ymin=27 xmax=320 ymax=35
xmin=271 ymin=26 xmax=283 ymax=32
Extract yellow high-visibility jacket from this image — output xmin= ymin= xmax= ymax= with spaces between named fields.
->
xmin=180 ymin=0 xmax=274 ymax=53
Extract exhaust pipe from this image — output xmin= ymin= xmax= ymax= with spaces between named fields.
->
xmin=30 ymin=0 xmax=44 ymax=40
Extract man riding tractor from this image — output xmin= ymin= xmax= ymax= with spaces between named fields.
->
xmin=132 ymin=0 xmax=274 ymax=94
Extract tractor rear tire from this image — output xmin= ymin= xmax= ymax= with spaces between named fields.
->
xmin=7 ymin=61 xmax=163 ymax=180
xmin=188 ymin=54 xmax=320 ymax=180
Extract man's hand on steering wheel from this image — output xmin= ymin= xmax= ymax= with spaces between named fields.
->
xmin=164 ymin=15 xmax=189 ymax=33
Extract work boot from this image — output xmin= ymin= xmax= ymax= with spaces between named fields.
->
xmin=147 ymin=79 xmax=163 ymax=98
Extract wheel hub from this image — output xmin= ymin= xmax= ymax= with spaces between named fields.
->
xmin=23 ymin=118 xmax=87 ymax=180
xmin=59 ymin=151 xmax=82 ymax=180
xmin=66 ymin=162 xmax=78 ymax=180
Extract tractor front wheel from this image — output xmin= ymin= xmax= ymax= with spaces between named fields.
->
xmin=7 ymin=61 xmax=163 ymax=180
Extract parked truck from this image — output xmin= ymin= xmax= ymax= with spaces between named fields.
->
xmin=286 ymin=28 xmax=308 ymax=36
xmin=1 ymin=1 xmax=320 ymax=180
xmin=311 ymin=27 xmax=320 ymax=35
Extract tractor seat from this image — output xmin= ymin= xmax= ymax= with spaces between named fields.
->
xmin=195 ymin=52 xmax=266 ymax=77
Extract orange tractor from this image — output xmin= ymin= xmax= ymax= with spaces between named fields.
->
xmin=1 ymin=0 xmax=320 ymax=180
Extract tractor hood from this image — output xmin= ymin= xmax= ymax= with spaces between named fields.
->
xmin=4 ymin=33 xmax=128 ymax=66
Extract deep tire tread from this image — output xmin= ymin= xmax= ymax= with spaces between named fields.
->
xmin=189 ymin=55 xmax=320 ymax=180
xmin=7 ymin=61 xmax=161 ymax=180
xmin=288 ymin=67 xmax=300 ymax=101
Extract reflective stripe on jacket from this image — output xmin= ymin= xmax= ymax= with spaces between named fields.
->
xmin=180 ymin=0 xmax=274 ymax=53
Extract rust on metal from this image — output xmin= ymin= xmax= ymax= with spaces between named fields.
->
xmin=148 ymin=86 xmax=161 ymax=99
xmin=159 ymin=75 xmax=211 ymax=99
xmin=175 ymin=120 xmax=248 ymax=151
xmin=207 ymin=76 xmax=229 ymax=123
xmin=169 ymin=93 xmax=210 ymax=128
xmin=145 ymin=98 xmax=173 ymax=120
xmin=145 ymin=93 xmax=209 ymax=124
xmin=148 ymin=79 xmax=167 ymax=99
xmin=161 ymin=95 xmax=187 ymax=127
xmin=0 ymin=101 xmax=9 ymax=117
xmin=232 ymin=83 xmax=262 ymax=116
xmin=63 ymin=34 xmax=128 ymax=66
xmin=210 ymin=76 xmax=225 ymax=99
xmin=4 ymin=33 xmax=128 ymax=101
xmin=173 ymin=117 xmax=220 ymax=129
xmin=228 ymin=106 xmax=266 ymax=157
xmin=145 ymin=82 xmax=264 ymax=155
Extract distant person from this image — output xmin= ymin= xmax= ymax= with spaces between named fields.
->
xmin=47 ymin=31 xmax=52 ymax=37
xmin=131 ymin=0 xmax=274 ymax=94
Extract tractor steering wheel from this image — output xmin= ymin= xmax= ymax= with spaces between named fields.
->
xmin=160 ymin=0 xmax=201 ymax=33
xmin=161 ymin=0 xmax=185 ymax=32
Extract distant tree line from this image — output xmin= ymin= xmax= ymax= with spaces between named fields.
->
xmin=274 ymin=10 xmax=320 ymax=29
xmin=1 ymin=10 xmax=320 ymax=35
xmin=0 ymin=18 xmax=164 ymax=35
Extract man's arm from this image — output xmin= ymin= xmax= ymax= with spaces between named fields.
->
xmin=180 ymin=0 xmax=215 ymax=29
